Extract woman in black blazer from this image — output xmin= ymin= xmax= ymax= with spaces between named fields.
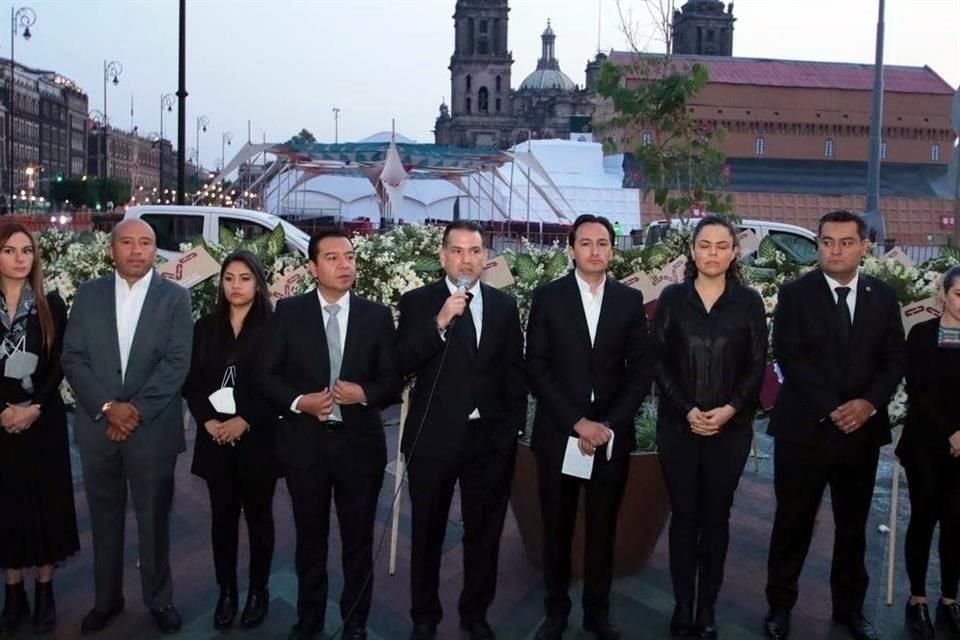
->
xmin=652 ymin=216 xmax=767 ymax=639
xmin=0 ymin=224 xmax=78 ymax=635
xmin=184 ymin=250 xmax=278 ymax=630
xmin=897 ymin=264 xmax=960 ymax=639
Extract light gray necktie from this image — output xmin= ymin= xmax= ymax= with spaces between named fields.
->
xmin=325 ymin=304 xmax=342 ymax=421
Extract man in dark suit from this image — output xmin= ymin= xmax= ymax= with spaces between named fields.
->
xmin=259 ymin=228 xmax=402 ymax=640
xmin=526 ymin=214 xmax=653 ymax=640
xmin=763 ymin=210 xmax=906 ymax=640
xmin=396 ymin=220 xmax=526 ymax=640
xmin=62 ymin=219 xmax=193 ymax=635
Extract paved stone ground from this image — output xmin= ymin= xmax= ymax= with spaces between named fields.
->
xmin=19 ymin=414 xmax=936 ymax=639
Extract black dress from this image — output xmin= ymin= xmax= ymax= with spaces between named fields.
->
xmin=183 ymin=312 xmax=279 ymax=591
xmin=0 ymin=290 xmax=79 ymax=569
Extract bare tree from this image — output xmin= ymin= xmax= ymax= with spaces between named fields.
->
xmin=616 ymin=0 xmax=676 ymax=56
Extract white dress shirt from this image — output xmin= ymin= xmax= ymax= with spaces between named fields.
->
xmin=114 ymin=270 xmax=153 ymax=382
xmin=575 ymin=270 xmax=605 ymax=347
xmin=291 ymin=290 xmax=351 ymax=413
xmin=575 ymin=270 xmax=605 ymax=403
xmin=823 ymin=271 xmax=859 ymax=319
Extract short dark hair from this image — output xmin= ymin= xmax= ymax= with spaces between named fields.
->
xmin=308 ymin=228 xmax=352 ymax=262
xmin=818 ymin=210 xmax=867 ymax=240
xmin=442 ymin=220 xmax=485 ymax=247
xmin=568 ymin=214 xmax=615 ymax=247
xmin=943 ymin=264 xmax=960 ymax=293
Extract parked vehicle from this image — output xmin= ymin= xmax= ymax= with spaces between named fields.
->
xmin=124 ymin=205 xmax=310 ymax=260
xmin=643 ymin=217 xmax=818 ymax=265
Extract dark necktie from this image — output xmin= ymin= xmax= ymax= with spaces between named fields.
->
xmin=835 ymin=286 xmax=852 ymax=347
xmin=460 ymin=292 xmax=478 ymax=357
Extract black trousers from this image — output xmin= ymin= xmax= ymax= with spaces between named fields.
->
xmin=902 ymin=452 xmax=960 ymax=600
xmin=406 ymin=420 xmax=515 ymax=626
xmin=283 ymin=429 xmax=386 ymax=631
xmin=765 ymin=435 xmax=880 ymax=617
xmin=534 ymin=445 xmax=629 ymax=623
xmin=658 ymin=425 xmax=751 ymax=613
xmin=205 ymin=461 xmax=277 ymax=592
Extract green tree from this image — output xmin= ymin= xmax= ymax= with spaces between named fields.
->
xmin=596 ymin=56 xmax=733 ymax=222
xmin=284 ymin=128 xmax=317 ymax=146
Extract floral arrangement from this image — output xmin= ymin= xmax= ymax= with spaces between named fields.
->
xmin=351 ymin=224 xmax=444 ymax=307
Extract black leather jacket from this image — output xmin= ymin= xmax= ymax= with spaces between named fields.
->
xmin=652 ymin=279 xmax=768 ymax=432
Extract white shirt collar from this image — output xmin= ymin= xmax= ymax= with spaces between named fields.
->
xmin=114 ymin=269 xmax=153 ymax=293
xmin=318 ymin=289 xmax=350 ymax=312
xmin=445 ymin=277 xmax=482 ymax=301
xmin=574 ymin=270 xmax=606 ymax=296
xmin=823 ymin=271 xmax=859 ymax=294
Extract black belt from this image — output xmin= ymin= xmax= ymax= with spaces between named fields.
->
xmin=319 ymin=419 xmax=344 ymax=432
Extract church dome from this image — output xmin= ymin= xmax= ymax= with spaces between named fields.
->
xmin=520 ymin=68 xmax=576 ymax=91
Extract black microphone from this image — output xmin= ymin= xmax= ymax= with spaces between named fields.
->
xmin=448 ymin=275 xmax=473 ymax=329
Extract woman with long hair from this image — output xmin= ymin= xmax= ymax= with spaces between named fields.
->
xmin=0 ymin=223 xmax=78 ymax=634
xmin=183 ymin=250 xmax=279 ymax=630
xmin=898 ymin=264 xmax=960 ymax=639
xmin=652 ymin=215 xmax=767 ymax=638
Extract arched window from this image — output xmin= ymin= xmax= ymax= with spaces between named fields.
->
xmin=755 ymin=135 xmax=765 ymax=156
xmin=465 ymin=97 xmax=471 ymax=114
xmin=496 ymin=75 xmax=502 ymax=92
xmin=641 ymin=131 xmax=653 ymax=146
xmin=931 ymin=143 xmax=941 ymax=162
xmin=466 ymin=74 xmax=472 ymax=91
xmin=495 ymin=98 xmax=501 ymax=113
xmin=824 ymin=137 xmax=834 ymax=158
xmin=478 ymin=87 xmax=489 ymax=113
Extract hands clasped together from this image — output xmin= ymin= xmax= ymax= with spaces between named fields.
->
xmin=829 ymin=399 xmax=874 ymax=434
xmin=296 ymin=381 xmax=367 ymax=421
xmin=1 ymin=402 xmax=40 ymax=434
xmin=687 ymin=404 xmax=736 ymax=436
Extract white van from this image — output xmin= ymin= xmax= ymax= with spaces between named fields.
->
xmin=123 ymin=205 xmax=310 ymax=260
xmin=643 ymin=217 xmax=818 ymax=264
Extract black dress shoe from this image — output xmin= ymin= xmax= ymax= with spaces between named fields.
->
xmin=763 ymin=608 xmax=790 ymax=640
xmin=213 ymin=588 xmax=238 ymax=629
xmin=151 ymin=604 xmax=183 ymax=635
xmin=460 ymin=618 xmax=495 ymax=640
xmin=0 ymin=581 xmax=30 ymax=634
xmin=905 ymin=601 xmax=934 ymax=639
xmin=937 ymin=600 xmax=960 ymax=635
xmin=583 ymin=618 xmax=621 ymax=640
xmin=409 ymin=621 xmax=437 ymax=640
xmin=671 ymin=603 xmax=695 ymax=637
xmin=834 ymin=611 xmax=879 ymax=640
xmin=240 ymin=588 xmax=269 ymax=628
xmin=289 ymin=620 xmax=323 ymax=640
xmin=534 ymin=617 xmax=567 ymax=640
xmin=80 ymin=599 xmax=124 ymax=635
xmin=696 ymin=606 xmax=717 ymax=639
xmin=343 ymin=622 xmax=368 ymax=640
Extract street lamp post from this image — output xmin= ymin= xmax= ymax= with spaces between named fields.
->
xmin=220 ymin=131 xmax=232 ymax=174
xmin=159 ymin=93 xmax=174 ymax=194
xmin=332 ymin=107 xmax=340 ymax=144
xmin=195 ymin=115 xmax=208 ymax=180
xmin=7 ymin=6 xmax=35 ymax=212
xmin=102 ymin=60 xmax=122 ymax=178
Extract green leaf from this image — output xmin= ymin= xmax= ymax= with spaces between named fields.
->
xmin=218 ymin=225 xmax=240 ymax=251
xmin=412 ymin=255 xmax=441 ymax=273
xmin=513 ymin=253 xmax=538 ymax=281
xmin=940 ymin=245 xmax=960 ymax=262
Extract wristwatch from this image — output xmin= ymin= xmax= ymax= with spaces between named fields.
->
xmin=101 ymin=401 xmax=113 ymax=415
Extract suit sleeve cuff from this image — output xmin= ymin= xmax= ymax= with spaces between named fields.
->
xmin=290 ymin=395 xmax=303 ymax=414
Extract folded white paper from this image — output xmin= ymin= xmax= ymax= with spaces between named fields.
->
xmin=561 ymin=433 xmax=614 ymax=479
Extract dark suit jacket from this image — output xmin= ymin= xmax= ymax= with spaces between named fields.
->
xmin=896 ymin=318 xmax=960 ymax=462
xmin=62 ymin=272 xmax=194 ymax=459
xmin=184 ymin=313 xmax=278 ymax=480
xmin=396 ymin=278 xmax=527 ymax=461
xmin=259 ymin=290 xmax=403 ymax=470
xmin=526 ymin=272 xmax=653 ymax=461
xmin=768 ymin=269 xmax=905 ymax=448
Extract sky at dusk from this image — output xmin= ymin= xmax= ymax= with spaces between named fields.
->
xmin=15 ymin=0 xmax=960 ymax=170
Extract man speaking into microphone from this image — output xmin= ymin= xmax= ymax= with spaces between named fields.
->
xmin=396 ymin=221 xmax=526 ymax=640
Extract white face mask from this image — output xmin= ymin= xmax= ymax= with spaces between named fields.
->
xmin=207 ymin=365 xmax=237 ymax=415
xmin=2 ymin=335 xmax=37 ymax=380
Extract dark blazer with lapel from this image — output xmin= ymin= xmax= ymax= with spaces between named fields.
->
xmin=396 ymin=278 xmax=527 ymax=462
xmin=62 ymin=272 xmax=194 ymax=459
xmin=768 ymin=269 xmax=905 ymax=448
xmin=259 ymin=290 xmax=403 ymax=471
xmin=526 ymin=271 xmax=653 ymax=461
